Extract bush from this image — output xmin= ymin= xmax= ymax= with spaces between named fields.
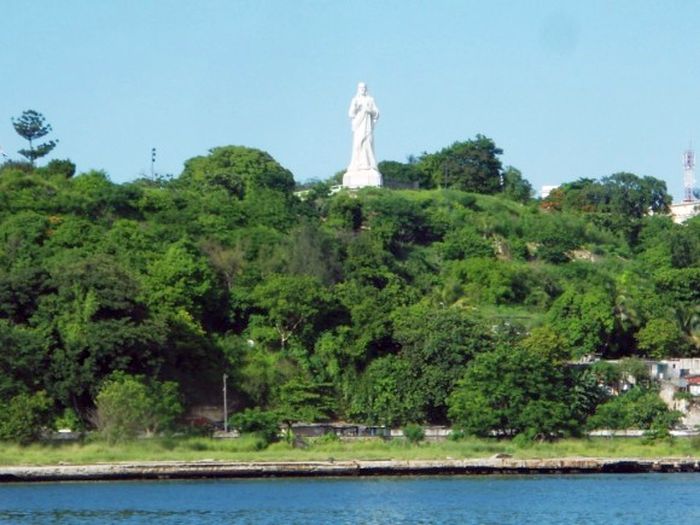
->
xmin=313 ymin=431 xmax=340 ymax=445
xmin=54 ymin=408 xmax=83 ymax=432
xmin=37 ymin=159 xmax=76 ymax=178
xmin=228 ymin=408 xmax=280 ymax=445
xmin=512 ymin=431 xmax=537 ymax=447
xmin=94 ymin=373 xmax=183 ymax=443
xmin=448 ymin=429 xmax=466 ymax=441
xmin=448 ymin=346 xmax=573 ymax=439
xmin=587 ymin=387 xmax=680 ymax=431
xmin=0 ymin=391 xmax=52 ymax=444
xmin=403 ymin=423 xmax=425 ymax=444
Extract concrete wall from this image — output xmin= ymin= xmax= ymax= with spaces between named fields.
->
xmin=670 ymin=201 xmax=700 ymax=224
xmin=649 ymin=359 xmax=700 ymax=380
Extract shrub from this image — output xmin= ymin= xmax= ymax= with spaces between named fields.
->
xmin=403 ymin=423 xmax=425 ymax=444
xmin=54 ymin=408 xmax=83 ymax=432
xmin=314 ymin=431 xmax=340 ymax=445
xmin=448 ymin=346 xmax=573 ymax=439
xmin=587 ymin=387 xmax=680 ymax=431
xmin=0 ymin=391 xmax=52 ymax=444
xmin=94 ymin=373 xmax=183 ymax=443
xmin=229 ymin=408 xmax=280 ymax=445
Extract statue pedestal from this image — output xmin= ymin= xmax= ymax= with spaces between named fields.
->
xmin=342 ymin=168 xmax=383 ymax=189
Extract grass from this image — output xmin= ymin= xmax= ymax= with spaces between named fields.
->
xmin=3 ymin=435 xmax=700 ymax=466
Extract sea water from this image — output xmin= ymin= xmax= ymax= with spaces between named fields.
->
xmin=1 ymin=474 xmax=698 ymax=524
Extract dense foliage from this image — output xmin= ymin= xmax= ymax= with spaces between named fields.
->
xmin=94 ymin=372 xmax=183 ymax=443
xmin=0 ymin=137 xmax=696 ymax=441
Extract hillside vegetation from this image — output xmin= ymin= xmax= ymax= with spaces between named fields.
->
xmin=1 ymin=137 xmax=698 ymax=442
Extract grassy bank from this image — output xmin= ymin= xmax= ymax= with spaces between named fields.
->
xmin=3 ymin=435 xmax=700 ymax=466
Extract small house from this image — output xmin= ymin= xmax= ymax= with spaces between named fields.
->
xmin=686 ymin=376 xmax=700 ymax=397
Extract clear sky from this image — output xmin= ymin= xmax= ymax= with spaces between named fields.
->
xmin=1 ymin=0 xmax=698 ymax=200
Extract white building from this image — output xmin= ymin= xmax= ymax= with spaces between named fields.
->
xmin=670 ymin=201 xmax=700 ymax=224
xmin=540 ymin=185 xmax=558 ymax=199
xmin=648 ymin=358 xmax=700 ymax=381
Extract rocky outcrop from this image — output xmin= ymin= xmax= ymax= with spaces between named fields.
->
xmin=2 ymin=457 xmax=700 ymax=482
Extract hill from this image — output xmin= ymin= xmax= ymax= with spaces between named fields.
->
xmin=1 ymin=144 xmax=698 ymax=440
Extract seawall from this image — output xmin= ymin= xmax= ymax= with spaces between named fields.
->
xmin=2 ymin=457 xmax=700 ymax=482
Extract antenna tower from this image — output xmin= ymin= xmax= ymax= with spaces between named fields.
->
xmin=683 ymin=148 xmax=695 ymax=202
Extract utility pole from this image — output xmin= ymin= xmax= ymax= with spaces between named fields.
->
xmin=223 ymin=373 xmax=228 ymax=432
xmin=151 ymin=147 xmax=156 ymax=179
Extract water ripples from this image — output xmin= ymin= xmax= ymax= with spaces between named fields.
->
xmin=1 ymin=474 xmax=699 ymax=524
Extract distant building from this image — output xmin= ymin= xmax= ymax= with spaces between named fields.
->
xmin=649 ymin=358 xmax=700 ymax=381
xmin=686 ymin=376 xmax=700 ymax=397
xmin=540 ymin=185 xmax=558 ymax=199
xmin=670 ymin=201 xmax=700 ymax=223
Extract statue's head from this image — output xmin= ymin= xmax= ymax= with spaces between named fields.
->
xmin=357 ymin=82 xmax=367 ymax=95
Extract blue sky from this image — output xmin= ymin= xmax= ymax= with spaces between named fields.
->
xmin=1 ymin=0 xmax=698 ymax=200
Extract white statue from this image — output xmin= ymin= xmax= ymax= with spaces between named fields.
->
xmin=343 ymin=82 xmax=383 ymax=188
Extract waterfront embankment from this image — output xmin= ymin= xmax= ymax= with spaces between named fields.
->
xmin=3 ymin=457 xmax=700 ymax=482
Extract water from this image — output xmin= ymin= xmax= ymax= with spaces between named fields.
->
xmin=1 ymin=474 xmax=698 ymax=524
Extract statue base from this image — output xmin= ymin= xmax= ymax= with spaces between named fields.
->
xmin=342 ymin=168 xmax=383 ymax=189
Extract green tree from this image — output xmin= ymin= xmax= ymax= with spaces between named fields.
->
xmin=636 ymin=318 xmax=691 ymax=359
xmin=601 ymin=172 xmax=671 ymax=217
xmin=654 ymin=268 xmax=700 ymax=346
xmin=180 ymin=145 xmax=294 ymax=198
xmin=391 ymin=304 xmax=493 ymax=422
xmin=546 ymin=287 xmax=616 ymax=357
xmin=238 ymin=344 xmax=287 ymax=406
xmin=0 ymin=320 xmax=48 ymax=398
xmin=284 ymin=221 xmax=341 ymax=285
xmin=274 ymin=377 xmax=336 ymax=432
xmin=501 ymin=166 xmax=533 ymax=203
xmin=668 ymin=226 xmax=700 ymax=268
xmin=403 ymin=423 xmax=425 ymax=443
xmin=0 ymin=391 xmax=53 ymax=444
xmin=228 ymin=407 xmax=280 ymax=444
xmin=618 ymin=357 xmax=651 ymax=386
xmin=36 ymin=159 xmax=76 ymax=178
xmin=349 ymin=355 xmax=422 ymax=426
xmin=527 ymin=214 xmax=584 ymax=263
xmin=587 ymin=387 xmax=679 ymax=431
xmin=0 ymin=170 xmax=66 ymax=214
xmin=200 ymin=239 xmax=245 ymax=290
xmin=553 ymin=173 xmax=672 ymax=245
xmin=94 ymin=373 xmax=182 ymax=442
xmin=39 ymin=255 xmax=167 ymax=409
xmin=378 ymin=160 xmax=430 ymax=188
xmin=327 ymin=194 xmax=362 ymax=231
xmin=0 ymin=263 xmax=51 ymax=324
xmin=143 ymin=239 xmax=219 ymax=321
xmin=445 ymin=258 xmax=530 ymax=306
xmin=590 ymin=360 xmax=623 ymax=391
xmin=11 ymin=110 xmax=58 ymax=165
xmin=362 ymin=191 xmax=436 ymax=249
xmin=441 ymin=226 xmax=494 ymax=260
xmin=519 ymin=325 xmax=569 ymax=363
xmin=448 ymin=346 xmax=574 ymax=439
xmin=334 ymin=276 xmax=411 ymax=363
xmin=250 ymin=274 xmax=336 ymax=351
xmin=569 ymin=369 xmax=609 ymax=425
xmin=557 ymin=174 xmax=670 ymax=218
xmin=73 ymin=172 xmax=144 ymax=221
xmin=242 ymin=188 xmax=299 ymax=231
xmin=418 ymin=135 xmax=503 ymax=193
xmin=0 ymin=211 xmax=49 ymax=266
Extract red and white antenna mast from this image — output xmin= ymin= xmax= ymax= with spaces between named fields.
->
xmin=682 ymin=148 xmax=695 ymax=202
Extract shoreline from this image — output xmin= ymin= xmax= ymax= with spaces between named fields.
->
xmin=3 ymin=457 xmax=700 ymax=482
